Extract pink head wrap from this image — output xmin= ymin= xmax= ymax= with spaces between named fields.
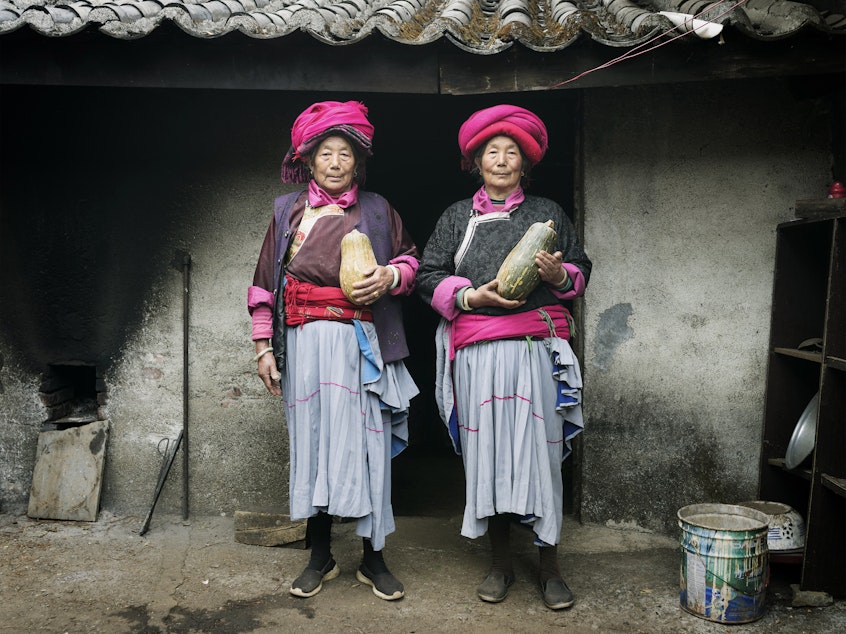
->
xmin=458 ymin=104 xmax=548 ymax=170
xmin=281 ymin=101 xmax=375 ymax=184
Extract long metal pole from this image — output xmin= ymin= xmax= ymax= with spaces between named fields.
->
xmin=181 ymin=252 xmax=191 ymax=521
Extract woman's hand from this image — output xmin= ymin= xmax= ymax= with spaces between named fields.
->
xmin=350 ymin=265 xmax=394 ymax=305
xmin=466 ymin=280 xmax=526 ymax=310
xmin=255 ymin=342 xmax=282 ymax=396
xmin=536 ymin=250 xmax=567 ymax=287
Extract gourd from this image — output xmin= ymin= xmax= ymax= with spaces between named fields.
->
xmin=339 ymin=229 xmax=378 ymax=304
xmin=495 ymin=220 xmax=557 ymax=300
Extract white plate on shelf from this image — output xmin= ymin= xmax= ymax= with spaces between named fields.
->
xmin=784 ymin=392 xmax=819 ymax=470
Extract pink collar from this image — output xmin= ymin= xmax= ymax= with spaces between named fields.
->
xmin=472 ymin=186 xmax=524 ymax=214
xmin=308 ymin=180 xmax=359 ymax=208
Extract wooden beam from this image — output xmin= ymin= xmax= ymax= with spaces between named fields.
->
xmin=794 ymin=198 xmax=846 ymax=219
xmin=233 ymin=511 xmax=306 ymax=547
xmin=0 ymin=26 xmax=441 ymax=93
xmin=439 ymin=35 xmax=846 ymax=94
xmin=2 ymin=23 xmax=843 ymax=94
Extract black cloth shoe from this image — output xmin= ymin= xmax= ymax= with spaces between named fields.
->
xmin=541 ymin=577 xmax=575 ymax=610
xmin=289 ymin=558 xmax=340 ymax=598
xmin=356 ymin=563 xmax=405 ymax=600
xmin=477 ymin=571 xmax=514 ymax=603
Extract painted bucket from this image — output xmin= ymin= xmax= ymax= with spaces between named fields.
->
xmin=678 ymin=503 xmax=770 ymax=624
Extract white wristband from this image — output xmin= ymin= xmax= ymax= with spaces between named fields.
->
xmin=555 ymin=267 xmax=571 ymax=291
xmin=458 ymin=287 xmax=473 ymax=311
xmin=253 ymin=347 xmax=274 ymax=362
xmin=388 ymin=265 xmax=400 ymax=290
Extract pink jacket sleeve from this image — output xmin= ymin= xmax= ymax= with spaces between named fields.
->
xmin=388 ymin=255 xmax=419 ymax=296
xmin=247 ymin=285 xmax=275 ymax=341
xmin=431 ymin=275 xmax=474 ymax=321
xmin=549 ymin=263 xmax=587 ymax=301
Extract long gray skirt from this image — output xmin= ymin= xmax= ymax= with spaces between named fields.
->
xmin=451 ymin=336 xmax=583 ymax=546
xmin=282 ymin=319 xmax=418 ymax=551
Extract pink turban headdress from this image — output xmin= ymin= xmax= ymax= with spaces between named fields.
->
xmin=281 ymin=100 xmax=375 ymax=184
xmin=458 ymin=104 xmax=548 ymax=171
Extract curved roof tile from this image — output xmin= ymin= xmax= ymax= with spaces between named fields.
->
xmin=0 ymin=0 xmax=842 ymax=52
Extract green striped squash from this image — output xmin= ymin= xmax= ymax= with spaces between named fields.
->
xmin=495 ymin=220 xmax=557 ymax=300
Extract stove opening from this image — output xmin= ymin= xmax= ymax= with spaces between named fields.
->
xmin=39 ymin=364 xmax=106 ymax=428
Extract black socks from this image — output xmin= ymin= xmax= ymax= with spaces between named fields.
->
xmin=488 ymin=514 xmax=514 ymax=576
xmin=538 ymin=544 xmax=562 ymax=583
xmin=362 ymin=537 xmax=390 ymax=573
xmin=306 ymin=512 xmax=333 ymax=570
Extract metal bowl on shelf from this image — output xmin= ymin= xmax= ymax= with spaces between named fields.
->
xmin=784 ymin=392 xmax=819 ymax=470
xmin=740 ymin=500 xmax=806 ymax=552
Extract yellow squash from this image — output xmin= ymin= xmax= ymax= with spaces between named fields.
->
xmin=339 ymin=229 xmax=378 ymax=304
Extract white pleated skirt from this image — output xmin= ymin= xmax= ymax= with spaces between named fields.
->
xmin=282 ymin=319 xmax=418 ymax=550
xmin=452 ymin=336 xmax=583 ymax=546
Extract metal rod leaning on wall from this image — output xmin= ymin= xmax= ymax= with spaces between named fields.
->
xmin=138 ymin=430 xmax=183 ymax=536
xmin=138 ymin=249 xmax=192 ymax=536
xmin=177 ymin=249 xmax=191 ymax=521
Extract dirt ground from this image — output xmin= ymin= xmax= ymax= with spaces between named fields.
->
xmin=1 ymin=509 xmax=844 ymax=634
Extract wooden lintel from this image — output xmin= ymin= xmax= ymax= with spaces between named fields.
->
xmin=1 ymin=24 xmax=843 ymax=94
xmin=439 ymin=35 xmax=846 ymax=94
xmin=794 ymin=198 xmax=846 ymax=219
xmin=0 ymin=27 xmax=441 ymax=94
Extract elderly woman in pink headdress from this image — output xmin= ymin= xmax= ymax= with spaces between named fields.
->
xmin=248 ymin=101 xmax=419 ymax=601
xmin=417 ymin=105 xmax=591 ymax=610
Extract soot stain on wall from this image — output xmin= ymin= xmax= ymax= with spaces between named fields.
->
xmin=584 ymin=395 xmax=755 ymax=533
xmin=0 ymin=85 xmax=250 ymax=372
xmin=0 ymin=87 xmax=190 ymax=370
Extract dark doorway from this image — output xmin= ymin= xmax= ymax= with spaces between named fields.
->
xmin=360 ymin=93 xmax=580 ymax=517
xmin=0 ymin=84 xmax=580 ymax=520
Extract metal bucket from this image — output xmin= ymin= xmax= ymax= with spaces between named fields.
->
xmin=678 ymin=503 xmax=770 ymax=623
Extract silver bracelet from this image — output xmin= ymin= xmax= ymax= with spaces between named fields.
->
xmin=388 ymin=265 xmax=400 ymax=290
xmin=460 ymin=287 xmax=472 ymax=311
xmin=253 ymin=347 xmax=274 ymax=362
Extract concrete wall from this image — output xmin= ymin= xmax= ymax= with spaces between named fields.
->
xmin=1 ymin=80 xmax=840 ymax=533
xmin=580 ymin=81 xmax=835 ymax=533
xmin=0 ymin=87 xmax=304 ymax=516
xmin=0 ymin=353 xmax=46 ymax=510
xmin=102 ymin=169 xmax=297 ymax=517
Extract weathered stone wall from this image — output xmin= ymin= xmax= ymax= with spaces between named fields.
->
xmin=102 ymin=169 xmax=299 ymax=517
xmin=1 ymin=81 xmax=840 ymax=534
xmin=0 ymin=351 xmax=45 ymax=512
xmin=0 ymin=87 xmax=303 ymax=516
xmin=581 ymin=80 xmax=835 ymax=532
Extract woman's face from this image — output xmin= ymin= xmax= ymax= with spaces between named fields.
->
xmin=476 ymin=135 xmax=524 ymax=198
xmin=309 ymin=135 xmax=357 ymax=196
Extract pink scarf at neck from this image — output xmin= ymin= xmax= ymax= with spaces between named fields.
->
xmin=472 ymin=186 xmax=524 ymax=215
xmin=308 ymin=180 xmax=359 ymax=208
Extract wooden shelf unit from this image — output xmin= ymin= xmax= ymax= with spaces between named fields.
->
xmin=758 ymin=213 xmax=845 ymax=598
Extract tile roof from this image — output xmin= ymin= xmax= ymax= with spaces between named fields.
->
xmin=0 ymin=0 xmax=843 ymax=54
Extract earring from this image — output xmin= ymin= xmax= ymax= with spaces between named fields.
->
xmin=354 ymin=169 xmax=359 ymax=177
